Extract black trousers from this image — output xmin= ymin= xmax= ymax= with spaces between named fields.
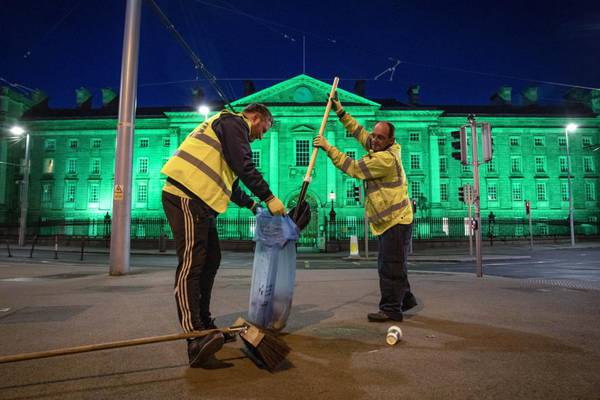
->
xmin=162 ymin=191 xmax=221 ymax=332
xmin=377 ymin=223 xmax=413 ymax=319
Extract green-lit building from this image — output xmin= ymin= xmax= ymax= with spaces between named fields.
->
xmin=1 ymin=75 xmax=599 ymax=245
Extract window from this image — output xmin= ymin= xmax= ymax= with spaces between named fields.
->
xmin=561 ymin=182 xmax=569 ymax=201
xmin=163 ymin=137 xmax=171 ymax=147
xmin=437 ymin=138 xmax=446 ymax=147
xmin=440 ymin=183 xmax=448 ymax=201
xmin=410 ymin=181 xmax=421 ymax=199
xmin=41 ymin=183 xmax=52 ymax=203
xmin=140 ymin=138 xmax=149 ymax=148
xmin=462 ymin=163 xmax=471 ymax=173
xmin=251 ymin=151 xmax=261 ymax=168
xmin=91 ymin=138 xmax=102 ymax=149
xmin=409 ymin=132 xmax=420 ymax=142
xmin=43 ymin=158 xmax=54 ymax=174
xmin=558 ymin=137 xmax=566 ymax=147
xmin=584 ymin=157 xmax=594 ymax=173
xmin=44 ymin=139 xmax=56 ymax=151
xmin=536 ymin=183 xmax=547 ymax=201
xmin=67 ymin=158 xmax=77 ymax=174
xmin=295 ymin=140 xmax=310 ymax=166
xmin=66 ymin=183 xmax=76 ymax=203
xmin=138 ymin=158 xmax=148 ymax=174
xmin=345 ymin=180 xmax=359 ymax=205
xmin=410 ymin=154 xmax=421 ymax=170
xmin=509 ymin=137 xmax=520 ymax=146
xmin=90 ymin=158 xmax=101 ymax=175
xmin=68 ymin=139 xmax=78 ymax=149
xmin=487 ymin=158 xmax=496 ymax=173
xmin=137 ymin=182 xmax=148 ymax=203
xmin=346 ymin=150 xmax=356 ymax=159
xmin=488 ymin=182 xmax=498 ymax=201
xmin=511 ymin=182 xmax=522 ymax=201
xmin=534 ymin=137 xmax=545 ymax=146
xmin=511 ymin=157 xmax=522 ymax=173
xmin=535 ymin=156 xmax=546 ymax=173
xmin=559 ymin=156 xmax=568 ymax=173
xmin=585 ymin=182 xmax=596 ymax=201
xmin=88 ymin=183 xmax=99 ymax=203
xmin=583 ymin=137 xmax=592 ymax=148
xmin=439 ymin=157 xmax=447 ymax=173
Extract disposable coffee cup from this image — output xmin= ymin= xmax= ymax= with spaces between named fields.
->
xmin=386 ymin=325 xmax=402 ymax=345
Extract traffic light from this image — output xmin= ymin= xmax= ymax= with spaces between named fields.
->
xmin=451 ymin=127 xmax=468 ymax=165
xmin=482 ymin=122 xmax=493 ymax=163
xmin=525 ymin=200 xmax=530 ymax=215
xmin=458 ymin=186 xmax=465 ymax=203
xmin=353 ymin=184 xmax=361 ymax=202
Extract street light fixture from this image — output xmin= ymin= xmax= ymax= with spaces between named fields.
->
xmin=565 ymin=123 xmax=578 ymax=247
xmin=198 ymin=105 xmax=210 ymax=121
xmin=10 ymin=125 xmax=30 ymax=247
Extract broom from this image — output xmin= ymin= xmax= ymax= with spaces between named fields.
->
xmin=235 ymin=317 xmax=290 ymax=372
xmin=292 ymin=77 xmax=340 ymax=221
xmin=0 ymin=325 xmax=247 ymax=364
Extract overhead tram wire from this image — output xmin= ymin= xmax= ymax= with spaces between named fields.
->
xmin=144 ymin=0 xmax=235 ymax=111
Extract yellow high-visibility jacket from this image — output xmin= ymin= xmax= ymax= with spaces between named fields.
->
xmin=326 ymin=112 xmax=413 ymax=235
xmin=161 ymin=110 xmax=246 ymax=213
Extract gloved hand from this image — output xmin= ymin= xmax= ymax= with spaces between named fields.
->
xmin=266 ymin=196 xmax=285 ymax=215
xmin=328 ymin=91 xmax=342 ymax=113
xmin=313 ymin=135 xmax=331 ymax=151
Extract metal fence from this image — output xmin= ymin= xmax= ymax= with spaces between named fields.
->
xmin=0 ymin=216 xmax=597 ymax=243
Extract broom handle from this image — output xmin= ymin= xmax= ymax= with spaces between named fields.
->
xmin=293 ymin=77 xmax=339 ymax=220
xmin=0 ymin=326 xmax=246 ymax=364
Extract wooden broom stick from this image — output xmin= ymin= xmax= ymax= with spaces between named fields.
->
xmin=294 ymin=77 xmax=339 ymax=219
xmin=0 ymin=326 xmax=247 ymax=364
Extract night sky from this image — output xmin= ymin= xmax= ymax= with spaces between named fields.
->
xmin=2 ymin=0 xmax=599 ymax=109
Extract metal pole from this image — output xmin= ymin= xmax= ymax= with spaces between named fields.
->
xmin=364 ymin=211 xmax=369 ymax=258
xmin=110 ymin=0 xmax=141 ymax=275
xmin=528 ymin=211 xmax=533 ymax=250
xmin=468 ymin=115 xmax=483 ymax=277
xmin=467 ymin=183 xmax=473 ymax=256
xmin=565 ymin=127 xmax=575 ymax=247
xmin=18 ymin=133 xmax=30 ymax=247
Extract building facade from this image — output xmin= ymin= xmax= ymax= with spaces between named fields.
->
xmin=1 ymin=75 xmax=599 ymax=245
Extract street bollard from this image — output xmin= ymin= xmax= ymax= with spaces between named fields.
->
xmin=5 ymin=240 xmax=11 ymax=258
xmin=159 ymin=233 xmax=167 ymax=253
xmin=80 ymin=237 xmax=85 ymax=261
xmin=53 ymin=234 xmax=59 ymax=259
xmin=29 ymin=235 xmax=38 ymax=258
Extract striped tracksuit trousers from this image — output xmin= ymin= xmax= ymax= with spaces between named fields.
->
xmin=162 ymin=191 xmax=221 ymax=332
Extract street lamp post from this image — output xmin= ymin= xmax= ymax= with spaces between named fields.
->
xmin=328 ymin=191 xmax=336 ymax=240
xmin=565 ymin=123 xmax=578 ymax=247
xmin=10 ymin=126 xmax=30 ymax=247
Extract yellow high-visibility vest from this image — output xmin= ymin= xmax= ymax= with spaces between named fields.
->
xmin=161 ymin=110 xmax=249 ymax=213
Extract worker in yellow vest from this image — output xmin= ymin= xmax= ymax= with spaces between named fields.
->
xmin=161 ymin=103 xmax=285 ymax=367
xmin=313 ymin=93 xmax=417 ymax=323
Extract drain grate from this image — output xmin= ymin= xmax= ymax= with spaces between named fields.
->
xmin=521 ymin=279 xmax=600 ymax=292
xmin=0 ymin=305 xmax=90 ymax=324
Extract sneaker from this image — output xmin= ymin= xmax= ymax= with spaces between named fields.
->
xmin=367 ymin=310 xmax=402 ymax=322
xmin=188 ymin=333 xmax=224 ymax=368
xmin=402 ymin=293 xmax=418 ymax=312
xmin=204 ymin=318 xmax=237 ymax=343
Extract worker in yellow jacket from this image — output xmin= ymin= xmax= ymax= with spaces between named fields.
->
xmin=161 ymin=103 xmax=285 ymax=367
xmin=313 ymin=93 xmax=417 ymax=322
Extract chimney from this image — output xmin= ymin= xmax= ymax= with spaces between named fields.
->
xmin=407 ymin=84 xmax=420 ymax=105
xmin=101 ymin=88 xmax=118 ymax=108
xmin=76 ymin=87 xmax=92 ymax=110
xmin=353 ymin=80 xmax=366 ymax=97
xmin=521 ymin=87 xmax=538 ymax=106
xmin=243 ymin=80 xmax=256 ymax=96
xmin=490 ymin=86 xmax=512 ymax=105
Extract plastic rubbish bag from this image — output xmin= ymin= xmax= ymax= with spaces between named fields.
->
xmin=248 ymin=208 xmax=299 ymax=331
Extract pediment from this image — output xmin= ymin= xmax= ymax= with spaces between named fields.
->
xmin=231 ymin=74 xmax=380 ymax=108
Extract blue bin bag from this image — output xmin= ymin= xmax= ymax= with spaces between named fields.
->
xmin=248 ymin=208 xmax=299 ymax=331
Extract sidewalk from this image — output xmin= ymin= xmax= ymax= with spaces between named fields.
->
xmin=0 ymin=258 xmax=598 ymax=399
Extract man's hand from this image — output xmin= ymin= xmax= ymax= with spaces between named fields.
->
xmin=266 ymin=196 xmax=285 ymax=215
xmin=328 ymin=91 xmax=343 ymax=113
xmin=313 ymin=135 xmax=331 ymax=151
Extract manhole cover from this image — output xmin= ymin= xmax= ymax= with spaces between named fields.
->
xmin=0 ymin=305 xmax=90 ymax=324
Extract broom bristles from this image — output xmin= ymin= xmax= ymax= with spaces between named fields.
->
xmin=235 ymin=317 xmax=290 ymax=372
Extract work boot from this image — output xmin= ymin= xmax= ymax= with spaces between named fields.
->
xmin=402 ymin=292 xmax=418 ymax=312
xmin=367 ymin=310 xmax=402 ymax=322
xmin=187 ymin=333 xmax=224 ymax=368
xmin=204 ymin=318 xmax=237 ymax=343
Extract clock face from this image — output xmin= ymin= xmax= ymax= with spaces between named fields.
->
xmin=293 ymin=86 xmax=313 ymax=103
